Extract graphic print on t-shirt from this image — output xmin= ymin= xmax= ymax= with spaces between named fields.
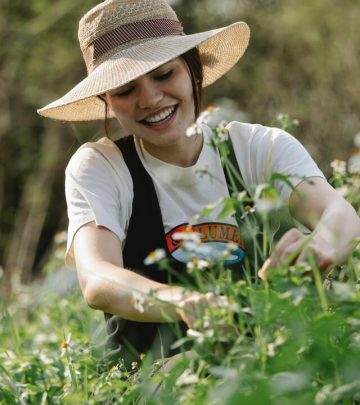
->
xmin=165 ymin=222 xmax=245 ymax=265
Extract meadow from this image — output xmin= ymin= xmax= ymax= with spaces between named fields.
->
xmin=1 ymin=114 xmax=359 ymax=404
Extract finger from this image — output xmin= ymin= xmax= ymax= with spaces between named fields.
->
xmin=258 ymin=258 xmax=271 ymax=281
xmin=266 ymin=228 xmax=304 ymax=268
xmin=278 ymin=238 xmax=309 ymax=264
xmin=177 ymin=305 xmax=200 ymax=329
xmin=205 ymin=292 xmax=229 ymax=308
xmin=274 ymin=228 xmax=304 ymax=253
xmin=267 ymin=239 xmax=303 ymax=270
xmin=295 ymin=244 xmax=336 ymax=270
xmin=259 ymin=236 xmax=308 ymax=280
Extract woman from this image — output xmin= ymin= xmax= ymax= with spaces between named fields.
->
xmin=38 ymin=0 xmax=360 ymax=365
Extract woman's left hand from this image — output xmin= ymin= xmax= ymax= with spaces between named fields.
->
xmin=258 ymin=228 xmax=336 ymax=280
xmin=258 ymin=177 xmax=360 ymax=281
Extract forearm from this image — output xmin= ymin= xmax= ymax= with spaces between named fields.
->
xmin=80 ymin=260 xmax=186 ymax=322
xmin=260 ymin=179 xmax=360 ymax=279
xmin=311 ymin=199 xmax=360 ymax=264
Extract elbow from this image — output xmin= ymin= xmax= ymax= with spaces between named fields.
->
xmin=82 ymin=279 xmax=109 ymax=311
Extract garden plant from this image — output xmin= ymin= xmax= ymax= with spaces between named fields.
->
xmin=1 ymin=111 xmax=359 ymax=405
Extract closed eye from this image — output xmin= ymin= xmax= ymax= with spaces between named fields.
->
xmin=155 ymin=69 xmax=173 ymax=81
xmin=114 ymin=86 xmax=134 ymax=97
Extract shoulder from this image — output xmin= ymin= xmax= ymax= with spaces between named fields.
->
xmin=66 ymin=137 xmax=132 ymax=188
xmin=67 ymin=137 xmax=122 ymax=173
xmin=227 ymin=121 xmax=307 ymax=162
xmin=227 ymin=121 xmax=293 ymax=147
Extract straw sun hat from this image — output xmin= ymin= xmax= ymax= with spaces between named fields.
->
xmin=37 ymin=0 xmax=250 ymax=121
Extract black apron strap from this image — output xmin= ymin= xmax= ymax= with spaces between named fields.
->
xmin=115 ymin=135 xmax=170 ymax=281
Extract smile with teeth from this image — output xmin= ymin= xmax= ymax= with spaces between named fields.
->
xmin=141 ymin=106 xmax=177 ymax=125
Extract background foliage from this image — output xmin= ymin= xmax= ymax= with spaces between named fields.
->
xmin=0 ymin=0 xmax=359 ymax=288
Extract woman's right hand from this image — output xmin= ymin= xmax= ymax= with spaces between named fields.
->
xmin=176 ymin=291 xmax=230 ymax=329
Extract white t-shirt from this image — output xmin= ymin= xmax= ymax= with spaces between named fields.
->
xmin=65 ymin=122 xmax=325 ymax=265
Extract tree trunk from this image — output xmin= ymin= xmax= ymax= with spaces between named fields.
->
xmin=3 ymin=124 xmax=63 ymax=294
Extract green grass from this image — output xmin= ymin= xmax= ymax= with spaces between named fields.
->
xmin=1 ymin=113 xmax=359 ymax=404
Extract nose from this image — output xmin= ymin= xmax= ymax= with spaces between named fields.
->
xmin=137 ymin=79 xmax=163 ymax=110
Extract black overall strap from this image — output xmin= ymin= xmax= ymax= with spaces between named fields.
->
xmin=115 ymin=135 xmax=172 ymax=282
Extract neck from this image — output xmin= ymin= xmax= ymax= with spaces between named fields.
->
xmin=141 ymin=133 xmax=203 ymax=167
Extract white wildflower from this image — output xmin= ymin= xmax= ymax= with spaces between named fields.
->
xmin=54 ymin=230 xmax=67 ymax=245
xmin=187 ymin=258 xmax=209 ymax=272
xmin=202 ymin=315 xmax=211 ymax=329
xmin=38 ymin=352 xmax=53 ymax=365
xmin=271 ymin=372 xmax=309 ymax=393
xmin=351 ymin=334 xmax=360 ymax=348
xmin=241 ymin=307 xmax=253 ymax=314
xmin=187 ymin=328 xmax=205 ymax=344
xmin=221 ymin=241 xmax=239 ymax=259
xmin=254 ymin=184 xmax=283 ymax=213
xmin=172 ymin=228 xmax=202 ymax=244
xmin=330 ymin=159 xmax=346 ymax=175
xmin=60 ymin=333 xmax=72 ymax=357
xmin=240 ymin=204 xmax=256 ymax=219
xmin=131 ymin=361 xmax=138 ymax=370
xmin=34 ymin=333 xmax=48 ymax=345
xmin=64 ymin=366 xmax=81 ymax=379
xmin=144 ymin=248 xmax=166 ymax=265
xmin=267 ymin=342 xmax=276 ymax=357
xmin=236 ymin=191 xmax=248 ymax=201
xmin=255 ymin=198 xmax=282 ymax=213
xmin=186 ymin=123 xmax=202 ymax=137
xmin=176 ymin=369 xmax=200 ymax=386
xmin=227 ymin=241 xmax=238 ymax=251
xmin=130 ymin=291 xmax=145 ymax=313
xmin=196 ymin=106 xmax=220 ymax=127
xmin=348 ymin=154 xmax=360 ymax=174
xmin=276 ymin=113 xmax=286 ymax=121
xmin=205 ymin=329 xmax=215 ymax=338
xmin=217 ymin=296 xmax=238 ymax=312
xmin=214 ymin=120 xmax=229 ymax=143
xmin=314 ymin=384 xmax=334 ymax=404
xmin=182 ymin=241 xmax=212 ymax=257
xmin=353 ymin=132 xmax=360 ymax=147
xmin=108 ymin=364 xmax=122 ymax=379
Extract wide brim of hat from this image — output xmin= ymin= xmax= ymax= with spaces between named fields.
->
xmin=37 ymin=22 xmax=250 ymax=121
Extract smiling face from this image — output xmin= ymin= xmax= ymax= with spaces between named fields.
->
xmin=106 ymin=57 xmax=197 ymax=160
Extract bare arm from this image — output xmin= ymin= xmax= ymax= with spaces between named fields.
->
xmin=73 ymin=222 xmax=220 ymax=326
xmin=259 ymin=177 xmax=360 ymax=278
xmin=74 ymin=222 xmax=186 ymax=322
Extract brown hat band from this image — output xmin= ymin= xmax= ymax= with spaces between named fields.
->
xmin=84 ymin=19 xmax=184 ymax=70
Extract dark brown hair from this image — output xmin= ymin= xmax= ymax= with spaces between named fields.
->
xmin=180 ymin=47 xmax=203 ymax=119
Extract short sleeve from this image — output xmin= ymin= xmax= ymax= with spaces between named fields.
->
xmin=228 ymin=122 xmax=325 ymax=202
xmin=65 ymin=138 xmax=133 ymax=264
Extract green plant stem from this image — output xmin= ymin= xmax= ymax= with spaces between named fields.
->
xmin=261 ymin=212 xmax=270 ymax=259
xmin=256 ymin=325 xmax=267 ymax=374
xmin=84 ymin=362 xmax=88 ymax=400
xmin=193 ymin=268 xmax=205 ymax=292
xmin=65 ymin=350 xmax=79 ymax=391
xmin=308 ymin=253 xmax=328 ymax=312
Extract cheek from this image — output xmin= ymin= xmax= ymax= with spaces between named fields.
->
xmin=108 ymin=101 xmax=132 ymax=125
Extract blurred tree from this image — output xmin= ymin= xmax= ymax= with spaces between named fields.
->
xmin=0 ymin=0 xmax=101 ymax=293
xmin=0 ymin=0 xmax=359 ymax=293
